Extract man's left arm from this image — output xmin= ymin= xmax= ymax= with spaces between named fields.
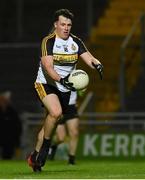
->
xmin=80 ymin=51 xmax=103 ymax=80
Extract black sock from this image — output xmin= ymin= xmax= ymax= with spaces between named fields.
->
xmin=48 ymin=144 xmax=58 ymax=160
xmin=37 ymin=138 xmax=51 ymax=166
xmin=51 ymin=144 xmax=58 ymax=151
xmin=68 ymin=154 xmax=75 ymax=165
xmin=33 ymin=150 xmax=38 ymax=156
xmin=42 ymin=138 xmax=51 ymax=148
xmin=31 ymin=150 xmax=38 ymax=162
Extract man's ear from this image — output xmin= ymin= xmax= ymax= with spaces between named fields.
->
xmin=54 ymin=22 xmax=57 ymax=28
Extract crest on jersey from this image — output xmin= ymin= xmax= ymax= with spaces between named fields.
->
xmin=71 ymin=44 xmax=76 ymax=51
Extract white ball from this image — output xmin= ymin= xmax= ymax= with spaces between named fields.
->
xmin=68 ymin=69 xmax=89 ymax=90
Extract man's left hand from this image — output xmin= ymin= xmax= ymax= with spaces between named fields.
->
xmin=92 ymin=62 xmax=103 ymax=80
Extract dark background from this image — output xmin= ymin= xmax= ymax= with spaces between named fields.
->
xmin=0 ymin=0 xmax=108 ymax=112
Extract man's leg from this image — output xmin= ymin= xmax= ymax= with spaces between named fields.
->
xmin=35 ymin=127 xmax=44 ymax=152
xmin=48 ymin=124 xmax=66 ymax=160
xmin=28 ymin=108 xmax=47 ymax=163
xmin=66 ymin=117 xmax=79 ymax=165
xmin=49 ymin=104 xmax=79 ymax=164
xmin=27 ymin=127 xmax=44 ymax=167
xmin=36 ymin=94 xmax=62 ymax=167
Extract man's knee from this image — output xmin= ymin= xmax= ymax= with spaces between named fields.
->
xmin=69 ymin=129 xmax=79 ymax=138
xmin=49 ymin=109 xmax=62 ymax=120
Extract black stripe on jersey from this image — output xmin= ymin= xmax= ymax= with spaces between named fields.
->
xmin=41 ymin=33 xmax=55 ymax=57
xmin=54 ymin=61 xmax=78 ymax=66
xmin=70 ymin=34 xmax=88 ymax=55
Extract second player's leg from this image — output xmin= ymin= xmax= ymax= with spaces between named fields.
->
xmin=48 ymin=124 xmax=66 ymax=160
xmin=66 ymin=117 xmax=79 ymax=164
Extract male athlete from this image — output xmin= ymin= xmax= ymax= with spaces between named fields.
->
xmin=27 ymin=8 xmax=103 ymax=172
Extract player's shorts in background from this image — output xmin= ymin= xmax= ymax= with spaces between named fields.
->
xmin=58 ymin=104 xmax=79 ymax=124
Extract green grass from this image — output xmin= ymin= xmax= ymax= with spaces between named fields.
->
xmin=0 ymin=158 xmax=145 ymax=179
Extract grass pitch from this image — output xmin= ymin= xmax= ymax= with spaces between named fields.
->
xmin=0 ymin=158 xmax=145 ymax=179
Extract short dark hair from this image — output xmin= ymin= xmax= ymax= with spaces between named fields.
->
xmin=53 ymin=9 xmax=74 ymax=22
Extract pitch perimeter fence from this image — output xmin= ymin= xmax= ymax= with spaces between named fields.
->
xmin=20 ymin=111 xmax=145 ymax=159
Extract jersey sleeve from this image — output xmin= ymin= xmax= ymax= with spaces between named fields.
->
xmin=77 ymin=38 xmax=88 ymax=56
xmin=40 ymin=34 xmax=55 ymax=57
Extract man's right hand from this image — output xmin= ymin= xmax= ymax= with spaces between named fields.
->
xmin=60 ymin=75 xmax=76 ymax=91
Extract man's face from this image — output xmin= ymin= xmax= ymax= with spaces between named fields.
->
xmin=54 ymin=15 xmax=72 ymax=40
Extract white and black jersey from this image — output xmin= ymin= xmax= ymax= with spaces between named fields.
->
xmin=36 ymin=33 xmax=87 ymax=92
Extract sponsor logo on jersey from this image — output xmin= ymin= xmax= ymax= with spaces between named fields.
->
xmin=53 ymin=54 xmax=78 ymax=63
xmin=56 ymin=45 xmax=61 ymax=49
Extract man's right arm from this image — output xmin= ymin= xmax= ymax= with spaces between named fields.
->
xmin=41 ymin=55 xmax=61 ymax=82
xmin=41 ymin=55 xmax=75 ymax=91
